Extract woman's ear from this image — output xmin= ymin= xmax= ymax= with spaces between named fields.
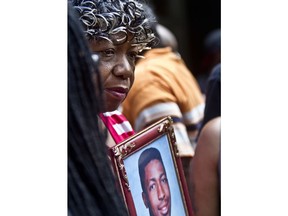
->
xmin=142 ymin=192 xmax=149 ymax=208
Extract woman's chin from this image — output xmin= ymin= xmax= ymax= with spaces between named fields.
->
xmin=104 ymin=103 xmax=121 ymax=112
xmin=103 ymin=94 xmax=124 ymax=112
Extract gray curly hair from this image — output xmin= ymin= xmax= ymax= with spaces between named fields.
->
xmin=70 ymin=0 xmax=157 ymax=52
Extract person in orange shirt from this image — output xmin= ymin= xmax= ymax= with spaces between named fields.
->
xmin=122 ymin=22 xmax=204 ymax=181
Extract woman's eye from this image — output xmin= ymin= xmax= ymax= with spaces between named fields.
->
xmin=128 ymin=51 xmax=138 ymax=60
xmin=102 ymin=49 xmax=115 ymax=57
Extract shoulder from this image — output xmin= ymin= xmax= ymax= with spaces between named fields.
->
xmin=208 ymin=63 xmax=221 ymax=83
xmin=199 ymin=117 xmax=221 ymax=145
xmin=196 ymin=117 xmax=221 ymax=162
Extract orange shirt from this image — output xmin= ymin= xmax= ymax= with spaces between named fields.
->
xmin=122 ymin=47 xmax=204 ymax=156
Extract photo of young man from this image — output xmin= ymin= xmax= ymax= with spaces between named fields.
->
xmin=138 ymin=147 xmax=171 ymax=216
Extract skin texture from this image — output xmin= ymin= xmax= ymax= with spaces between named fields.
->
xmin=142 ymin=159 xmax=171 ymax=216
xmin=89 ymin=33 xmax=140 ymax=111
xmin=189 ymin=117 xmax=221 ymax=216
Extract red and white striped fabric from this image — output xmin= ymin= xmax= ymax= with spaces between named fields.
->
xmin=99 ymin=110 xmax=135 ymax=144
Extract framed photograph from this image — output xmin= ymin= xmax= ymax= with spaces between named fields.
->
xmin=110 ymin=116 xmax=193 ymax=216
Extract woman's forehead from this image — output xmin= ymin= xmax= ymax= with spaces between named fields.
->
xmin=90 ymin=31 xmax=139 ymax=47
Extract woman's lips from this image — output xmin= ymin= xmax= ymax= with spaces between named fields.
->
xmin=105 ymin=87 xmax=128 ymax=101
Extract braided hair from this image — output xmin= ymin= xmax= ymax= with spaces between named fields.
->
xmin=68 ymin=4 xmax=128 ymax=216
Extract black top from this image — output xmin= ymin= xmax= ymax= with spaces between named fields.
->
xmin=199 ymin=63 xmax=221 ymax=136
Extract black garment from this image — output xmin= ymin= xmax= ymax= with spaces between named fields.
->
xmin=199 ymin=63 xmax=221 ymax=135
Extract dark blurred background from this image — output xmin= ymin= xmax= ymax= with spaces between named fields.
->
xmin=147 ymin=0 xmax=220 ymax=92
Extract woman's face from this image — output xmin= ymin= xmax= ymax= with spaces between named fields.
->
xmin=89 ymin=32 xmax=140 ymax=112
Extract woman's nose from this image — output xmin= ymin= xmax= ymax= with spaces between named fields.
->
xmin=112 ymin=56 xmax=133 ymax=79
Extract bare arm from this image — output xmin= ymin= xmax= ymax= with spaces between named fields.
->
xmin=189 ymin=117 xmax=221 ymax=216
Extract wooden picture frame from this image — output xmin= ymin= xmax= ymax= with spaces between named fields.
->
xmin=110 ymin=116 xmax=194 ymax=216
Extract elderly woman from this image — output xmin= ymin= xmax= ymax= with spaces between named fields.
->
xmin=68 ymin=1 xmax=157 ymax=215
xmin=69 ymin=0 xmax=157 ymax=144
xmin=68 ymin=3 xmax=129 ymax=215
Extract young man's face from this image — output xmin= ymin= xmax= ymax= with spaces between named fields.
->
xmin=142 ymin=159 xmax=171 ymax=216
xmin=89 ymin=32 xmax=140 ymax=111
